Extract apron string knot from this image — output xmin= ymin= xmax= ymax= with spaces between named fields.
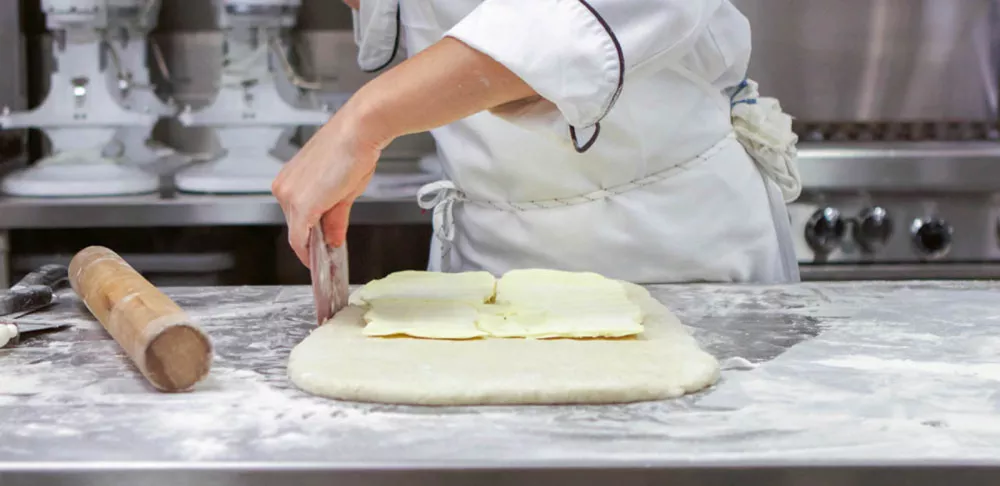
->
xmin=728 ymin=78 xmax=802 ymax=203
xmin=417 ymin=180 xmax=465 ymax=242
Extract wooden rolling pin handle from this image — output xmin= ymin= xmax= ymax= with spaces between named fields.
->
xmin=69 ymin=246 xmax=213 ymax=392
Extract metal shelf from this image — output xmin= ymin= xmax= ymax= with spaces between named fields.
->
xmin=0 ymin=157 xmax=435 ymax=229
xmin=0 ymin=193 xmax=429 ymax=229
xmin=5 ymin=141 xmax=998 ymax=230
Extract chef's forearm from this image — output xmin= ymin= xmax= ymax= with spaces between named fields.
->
xmin=346 ymin=36 xmax=538 ymax=147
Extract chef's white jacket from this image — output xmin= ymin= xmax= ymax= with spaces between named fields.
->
xmin=352 ymin=0 xmax=802 ymax=283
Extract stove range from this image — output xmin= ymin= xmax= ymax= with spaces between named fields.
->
xmin=787 ymin=123 xmax=1000 ymax=280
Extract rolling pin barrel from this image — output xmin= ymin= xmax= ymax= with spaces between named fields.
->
xmin=69 ymin=246 xmax=212 ymax=392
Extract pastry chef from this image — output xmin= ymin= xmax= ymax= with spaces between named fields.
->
xmin=272 ymin=0 xmax=802 ymax=284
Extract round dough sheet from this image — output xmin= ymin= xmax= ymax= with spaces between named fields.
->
xmin=287 ymin=283 xmax=720 ymax=405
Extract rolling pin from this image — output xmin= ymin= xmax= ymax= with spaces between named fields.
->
xmin=69 ymin=246 xmax=213 ymax=392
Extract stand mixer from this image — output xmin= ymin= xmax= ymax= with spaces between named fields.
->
xmin=174 ymin=0 xmax=331 ymax=194
xmin=0 ymin=0 xmax=176 ymax=197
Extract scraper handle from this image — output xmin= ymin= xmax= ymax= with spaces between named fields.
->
xmin=12 ymin=264 xmax=68 ymax=290
xmin=69 ymin=246 xmax=213 ymax=392
xmin=309 ymin=225 xmax=350 ymax=325
xmin=0 ymin=265 xmax=68 ymax=316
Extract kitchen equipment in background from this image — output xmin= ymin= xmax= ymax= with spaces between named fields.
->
xmin=735 ymin=0 xmax=1000 ymax=280
xmin=14 ymin=252 xmax=236 ymax=287
xmin=173 ymin=0 xmax=338 ymax=194
xmin=0 ymin=1 xmax=27 ymax=176
xmin=8 ymin=226 xmax=272 ymax=288
xmin=0 ymin=0 xmax=176 ymax=197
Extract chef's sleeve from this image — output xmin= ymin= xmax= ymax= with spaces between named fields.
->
xmin=446 ymin=0 xmax=724 ymax=134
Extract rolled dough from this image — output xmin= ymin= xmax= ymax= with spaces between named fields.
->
xmin=288 ymin=283 xmax=720 ymax=405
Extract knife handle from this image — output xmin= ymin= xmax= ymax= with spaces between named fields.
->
xmin=0 ymin=323 xmax=18 ymax=348
xmin=0 ymin=285 xmax=53 ymax=317
xmin=12 ymin=264 xmax=68 ymax=290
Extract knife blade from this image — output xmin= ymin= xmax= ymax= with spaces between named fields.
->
xmin=0 ymin=322 xmax=71 ymax=348
xmin=309 ymin=225 xmax=350 ymax=325
xmin=0 ymin=303 xmax=70 ymax=348
xmin=14 ymin=322 xmax=71 ymax=334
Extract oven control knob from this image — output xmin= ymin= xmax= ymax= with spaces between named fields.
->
xmin=854 ymin=207 xmax=893 ymax=252
xmin=911 ymin=219 xmax=953 ymax=258
xmin=805 ymin=208 xmax=847 ymax=254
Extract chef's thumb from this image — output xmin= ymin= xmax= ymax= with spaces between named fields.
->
xmin=320 ymin=198 xmax=355 ymax=248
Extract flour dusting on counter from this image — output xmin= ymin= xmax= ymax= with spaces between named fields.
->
xmin=2 ymin=283 xmax=1000 ymax=465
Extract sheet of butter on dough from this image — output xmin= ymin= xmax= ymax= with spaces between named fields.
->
xmin=481 ymin=269 xmax=644 ymax=339
xmin=348 ymin=270 xmax=496 ymax=306
xmin=353 ymin=269 xmax=643 ymax=339
xmin=353 ymin=271 xmax=496 ymax=340
xmin=363 ymin=299 xmax=486 ymax=339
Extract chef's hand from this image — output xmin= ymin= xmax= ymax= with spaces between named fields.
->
xmin=271 ymin=103 xmax=386 ymax=266
xmin=343 ymin=0 xmax=359 ymax=9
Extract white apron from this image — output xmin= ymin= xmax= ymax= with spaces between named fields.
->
xmin=352 ymin=0 xmax=801 ymax=284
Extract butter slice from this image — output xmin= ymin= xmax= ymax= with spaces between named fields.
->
xmin=363 ymin=299 xmax=487 ymax=339
xmin=473 ymin=302 xmax=547 ymax=338
xmin=349 ymin=270 xmax=496 ymax=306
xmin=483 ymin=269 xmax=644 ymax=339
xmin=355 ymin=269 xmax=643 ymax=340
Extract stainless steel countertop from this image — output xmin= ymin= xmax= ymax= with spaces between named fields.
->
xmin=1 ymin=282 xmax=999 ymax=485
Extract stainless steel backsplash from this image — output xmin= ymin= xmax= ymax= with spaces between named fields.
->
xmin=733 ymin=0 xmax=1000 ymax=122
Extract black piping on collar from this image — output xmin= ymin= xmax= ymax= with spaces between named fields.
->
xmin=570 ymin=124 xmax=601 ymax=153
xmin=362 ymin=5 xmax=402 ymax=73
xmin=569 ymin=0 xmax=625 ymax=153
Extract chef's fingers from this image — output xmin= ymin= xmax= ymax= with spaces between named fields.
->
xmin=289 ymin=223 xmax=310 ymax=268
xmin=272 ymin=169 xmax=302 ymax=265
xmin=285 ymin=203 xmax=316 ymax=268
xmin=321 ymin=200 xmax=353 ymax=249
xmin=275 ymin=181 xmax=321 ymax=268
xmin=321 ymin=186 xmax=365 ymax=248
xmin=321 ymin=171 xmax=374 ymax=248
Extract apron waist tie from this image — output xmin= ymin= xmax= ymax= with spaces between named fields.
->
xmin=417 ymin=180 xmax=464 ymax=243
xmin=728 ymin=78 xmax=801 ymax=203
